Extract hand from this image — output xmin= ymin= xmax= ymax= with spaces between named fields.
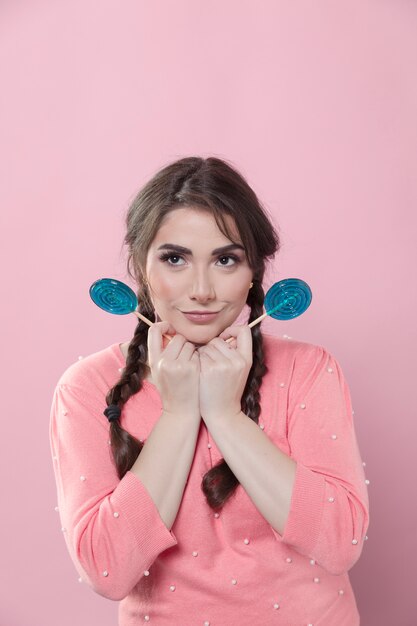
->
xmin=147 ymin=321 xmax=200 ymax=418
xmin=197 ymin=325 xmax=253 ymax=421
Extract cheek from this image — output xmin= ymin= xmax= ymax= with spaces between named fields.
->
xmin=149 ymin=272 xmax=178 ymax=299
xmin=227 ymin=284 xmax=250 ymax=304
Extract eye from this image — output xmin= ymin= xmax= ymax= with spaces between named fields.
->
xmin=166 ymin=255 xmax=184 ymax=266
xmin=159 ymin=253 xmax=185 ymax=266
xmin=158 ymin=252 xmax=241 ymax=267
xmin=217 ymin=255 xmax=239 ymax=267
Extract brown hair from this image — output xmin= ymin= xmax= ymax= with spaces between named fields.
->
xmin=105 ymin=156 xmax=280 ymax=510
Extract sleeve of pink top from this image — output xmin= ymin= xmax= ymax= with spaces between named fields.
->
xmin=270 ymin=344 xmax=370 ymax=575
xmin=49 ymin=381 xmax=178 ymax=601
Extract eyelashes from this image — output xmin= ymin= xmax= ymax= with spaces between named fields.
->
xmin=158 ymin=251 xmax=241 ymax=268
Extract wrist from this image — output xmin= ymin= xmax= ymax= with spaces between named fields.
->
xmin=201 ymin=407 xmax=243 ymax=423
xmin=162 ymin=407 xmax=201 ymax=421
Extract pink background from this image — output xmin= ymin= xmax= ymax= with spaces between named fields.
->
xmin=1 ymin=1 xmax=416 ymax=624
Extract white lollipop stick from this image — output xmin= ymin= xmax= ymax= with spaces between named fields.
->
xmin=224 ymin=311 xmax=267 ymax=344
xmin=132 ymin=310 xmax=173 ymax=342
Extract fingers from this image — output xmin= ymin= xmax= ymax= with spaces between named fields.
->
xmin=199 ymin=341 xmax=232 ymax=361
xmin=203 ymin=326 xmax=251 ymax=362
xmin=149 ymin=322 xmax=253 ymax=369
xmin=198 ymin=349 xmax=215 ymax=362
xmin=197 ymin=330 xmax=252 ymax=369
xmin=148 ymin=321 xmax=198 ymax=366
xmin=218 ymin=325 xmax=252 ymax=359
xmin=147 ymin=321 xmax=176 ymax=365
xmin=180 ymin=340 xmax=198 ymax=361
xmin=191 ymin=350 xmax=201 ymax=370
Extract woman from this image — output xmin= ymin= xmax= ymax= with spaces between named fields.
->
xmin=50 ymin=156 xmax=370 ymax=625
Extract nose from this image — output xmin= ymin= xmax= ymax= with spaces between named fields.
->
xmin=189 ymin=269 xmax=216 ymax=303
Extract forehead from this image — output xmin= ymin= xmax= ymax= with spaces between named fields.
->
xmin=151 ymin=207 xmax=240 ymax=245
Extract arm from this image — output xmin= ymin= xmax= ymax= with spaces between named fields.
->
xmin=50 ymin=323 xmax=202 ymax=600
xmin=50 ymin=381 xmax=199 ymax=601
xmin=278 ymin=346 xmax=370 ymax=574
xmin=130 ymin=408 xmax=201 ymax=530
xmin=133 ymin=322 xmax=202 ymax=529
xmin=201 ymin=410 xmax=297 ymax=535
xmin=203 ymin=345 xmax=370 ymax=576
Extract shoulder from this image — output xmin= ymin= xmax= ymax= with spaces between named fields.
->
xmin=261 ymin=334 xmax=352 ymax=424
xmin=50 ymin=345 xmax=125 ymax=443
xmin=56 ymin=343 xmax=124 ymax=399
xmin=261 ymin=332 xmax=341 ymax=394
xmin=261 ymin=332 xmax=331 ymax=368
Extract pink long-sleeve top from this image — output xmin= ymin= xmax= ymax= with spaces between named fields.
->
xmin=49 ymin=333 xmax=370 ymax=626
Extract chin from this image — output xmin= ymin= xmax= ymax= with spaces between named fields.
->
xmin=179 ymin=325 xmax=220 ymax=345
xmin=187 ymin=331 xmax=217 ymax=345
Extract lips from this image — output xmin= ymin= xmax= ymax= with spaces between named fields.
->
xmin=182 ymin=310 xmax=220 ymax=314
xmin=181 ymin=311 xmax=220 ymax=324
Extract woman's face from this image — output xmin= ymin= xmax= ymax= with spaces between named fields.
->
xmin=144 ymin=207 xmax=254 ymax=346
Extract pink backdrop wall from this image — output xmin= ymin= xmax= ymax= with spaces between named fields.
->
xmin=1 ymin=1 xmax=416 ymax=624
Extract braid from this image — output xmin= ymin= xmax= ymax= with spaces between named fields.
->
xmin=105 ymin=290 xmax=155 ymax=479
xmin=201 ymin=281 xmax=268 ymax=510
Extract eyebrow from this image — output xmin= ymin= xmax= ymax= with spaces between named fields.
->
xmin=157 ymin=243 xmax=246 ymax=255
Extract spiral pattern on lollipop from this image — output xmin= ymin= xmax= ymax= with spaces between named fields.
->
xmin=264 ymin=278 xmax=312 ymax=320
xmin=89 ymin=278 xmax=138 ymax=315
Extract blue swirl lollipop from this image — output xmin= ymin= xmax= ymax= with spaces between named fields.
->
xmin=232 ymin=278 xmax=311 ymax=338
xmin=89 ymin=278 xmax=170 ymax=336
xmin=89 ymin=278 xmax=138 ymax=315
xmin=90 ymin=278 xmax=172 ymax=341
xmin=263 ymin=278 xmax=312 ymax=320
